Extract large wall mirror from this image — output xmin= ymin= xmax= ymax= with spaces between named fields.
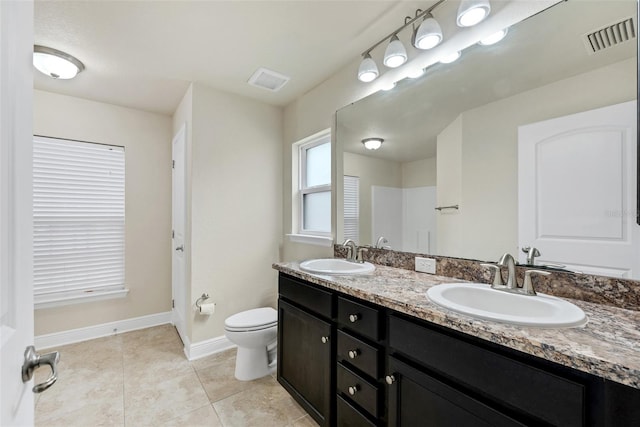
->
xmin=336 ymin=0 xmax=639 ymax=279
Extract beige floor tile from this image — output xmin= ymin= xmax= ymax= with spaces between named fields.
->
xmin=121 ymin=324 xmax=181 ymax=351
xmin=122 ymin=331 xmax=193 ymax=384
xmin=124 ymin=369 xmax=210 ymax=426
xmin=291 ymin=414 xmax=320 ymax=427
xmin=36 ymin=396 xmax=124 ymax=427
xmin=213 ymin=376 xmax=306 ymax=427
xmin=191 ymin=348 xmax=236 ymax=372
xmin=194 ymin=350 xmax=265 ymax=403
xmin=156 ymin=404 xmax=223 ymax=427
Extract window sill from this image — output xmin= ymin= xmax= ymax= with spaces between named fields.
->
xmin=286 ymin=234 xmax=334 ymax=247
xmin=35 ymin=288 xmax=129 ymax=310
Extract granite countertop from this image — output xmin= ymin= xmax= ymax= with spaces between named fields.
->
xmin=273 ymin=261 xmax=640 ymax=390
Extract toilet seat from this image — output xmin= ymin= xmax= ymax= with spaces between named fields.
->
xmin=224 ymin=307 xmax=277 ymax=332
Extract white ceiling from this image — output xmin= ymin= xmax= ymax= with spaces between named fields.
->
xmin=34 ymin=0 xmax=430 ymax=115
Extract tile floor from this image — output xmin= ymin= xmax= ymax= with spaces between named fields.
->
xmin=35 ymin=324 xmax=317 ymax=427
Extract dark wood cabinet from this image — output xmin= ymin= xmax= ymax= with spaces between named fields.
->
xmin=277 ymin=273 xmax=640 ymax=427
xmin=278 ymin=285 xmax=333 ymax=426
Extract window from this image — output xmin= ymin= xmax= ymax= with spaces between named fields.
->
xmin=343 ymin=175 xmax=359 ymax=242
xmin=289 ymin=129 xmax=332 ymax=245
xmin=33 ymin=136 xmax=127 ymax=308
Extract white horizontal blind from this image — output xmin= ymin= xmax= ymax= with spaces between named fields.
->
xmin=33 ymin=136 xmax=125 ymax=305
xmin=343 ymin=175 xmax=359 ymax=242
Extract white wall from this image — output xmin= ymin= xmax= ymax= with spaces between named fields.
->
xmin=343 ymin=152 xmax=402 ymax=246
xmin=174 ymin=83 xmax=283 ymax=343
xmin=33 ymin=90 xmax=172 ymax=335
xmin=402 ymin=157 xmax=436 ymax=188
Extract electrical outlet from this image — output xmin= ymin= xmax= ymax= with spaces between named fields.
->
xmin=415 ymin=256 xmax=436 ymax=274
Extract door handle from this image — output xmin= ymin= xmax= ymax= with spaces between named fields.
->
xmin=22 ymin=346 xmax=60 ymax=393
xmin=175 ymin=245 xmax=184 ymax=252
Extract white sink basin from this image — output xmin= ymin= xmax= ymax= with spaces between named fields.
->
xmin=299 ymin=258 xmax=375 ymax=275
xmin=427 ymin=283 xmax=587 ymax=328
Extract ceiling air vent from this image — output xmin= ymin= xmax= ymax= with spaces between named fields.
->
xmin=248 ymin=67 xmax=290 ymax=92
xmin=583 ymin=17 xmax=636 ymax=54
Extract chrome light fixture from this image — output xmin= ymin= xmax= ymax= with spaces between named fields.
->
xmin=33 ymin=45 xmax=85 ymax=79
xmin=356 ymin=0 xmax=446 ymax=83
xmin=362 ymin=138 xmax=384 ymax=150
xmin=478 ymin=28 xmax=508 ymax=46
xmin=457 ymin=0 xmax=491 ymax=27
xmin=358 ymin=53 xmax=379 ymax=82
xmin=383 ymin=35 xmax=408 ymax=68
xmin=413 ymin=13 xmax=443 ymax=50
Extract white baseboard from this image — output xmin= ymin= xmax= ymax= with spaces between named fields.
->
xmin=185 ymin=335 xmax=236 ymax=361
xmin=35 ymin=311 xmax=172 ymax=350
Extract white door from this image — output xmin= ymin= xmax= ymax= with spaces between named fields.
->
xmin=518 ymin=101 xmax=638 ymax=278
xmin=1 ymin=0 xmax=36 ymax=425
xmin=171 ymin=124 xmax=187 ymax=345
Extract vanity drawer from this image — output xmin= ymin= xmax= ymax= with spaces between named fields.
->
xmin=279 ymin=274 xmax=333 ymax=319
xmin=389 ymin=315 xmax=585 ymax=427
xmin=337 ymin=297 xmax=381 ymax=341
xmin=337 ymin=362 xmax=380 ymax=418
xmin=337 ymin=395 xmax=377 ymax=427
xmin=337 ymin=330 xmax=380 ymax=379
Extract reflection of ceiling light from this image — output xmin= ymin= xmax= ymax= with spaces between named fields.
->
xmin=407 ymin=68 xmax=425 ymax=79
xmin=440 ymin=51 xmax=461 ymax=64
xmin=382 ymin=82 xmax=396 ymax=91
xmin=479 ymin=28 xmax=509 ymax=45
xmin=33 ymin=45 xmax=84 ymax=79
xmin=413 ymin=14 xmax=443 ymax=50
xmin=362 ymin=138 xmax=384 ymax=150
xmin=383 ymin=35 xmax=407 ymax=68
xmin=457 ymin=0 xmax=491 ymax=27
xmin=358 ymin=53 xmax=379 ymax=82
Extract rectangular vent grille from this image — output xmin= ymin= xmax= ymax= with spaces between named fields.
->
xmin=584 ymin=17 xmax=636 ymax=54
xmin=248 ymin=67 xmax=290 ymax=92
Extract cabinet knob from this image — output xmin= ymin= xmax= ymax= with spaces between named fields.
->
xmin=348 ymin=385 xmax=359 ymax=395
xmin=321 ymin=336 xmax=330 ymax=344
xmin=348 ymin=349 xmax=360 ymax=359
xmin=349 ymin=314 xmax=360 ymax=323
xmin=385 ymin=375 xmax=396 ymax=385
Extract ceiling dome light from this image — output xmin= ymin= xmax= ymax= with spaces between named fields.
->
xmin=478 ymin=28 xmax=509 ymax=46
xmin=440 ymin=51 xmax=461 ymax=64
xmin=33 ymin=45 xmax=85 ymax=79
xmin=362 ymin=138 xmax=384 ymax=150
xmin=457 ymin=0 xmax=491 ymax=27
xmin=358 ymin=53 xmax=379 ymax=83
xmin=383 ymin=35 xmax=407 ymax=68
xmin=413 ymin=14 xmax=443 ymax=50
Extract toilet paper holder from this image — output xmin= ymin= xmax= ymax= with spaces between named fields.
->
xmin=195 ymin=293 xmax=210 ymax=309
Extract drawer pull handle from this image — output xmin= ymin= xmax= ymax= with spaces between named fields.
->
xmin=348 ymin=385 xmax=359 ymax=395
xmin=385 ymin=375 xmax=396 ymax=385
xmin=321 ymin=336 xmax=330 ymax=344
xmin=349 ymin=314 xmax=360 ymax=323
xmin=348 ymin=349 xmax=360 ymax=359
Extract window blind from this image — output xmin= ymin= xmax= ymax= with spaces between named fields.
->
xmin=343 ymin=175 xmax=359 ymax=242
xmin=33 ymin=136 xmax=125 ymax=305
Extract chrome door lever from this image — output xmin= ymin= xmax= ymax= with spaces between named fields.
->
xmin=22 ymin=345 xmax=60 ymax=393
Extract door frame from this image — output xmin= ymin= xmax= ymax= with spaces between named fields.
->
xmin=171 ymin=124 xmax=187 ymax=346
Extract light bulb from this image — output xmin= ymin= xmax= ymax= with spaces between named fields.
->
xmin=383 ymin=35 xmax=407 ymax=68
xmin=358 ymin=54 xmax=379 ymax=82
xmin=457 ymin=0 xmax=491 ymax=27
xmin=414 ymin=15 xmax=443 ymax=50
xmin=440 ymin=51 xmax=461 ymax=64
xmin=479 ymin=28 xmax=508 ymax=46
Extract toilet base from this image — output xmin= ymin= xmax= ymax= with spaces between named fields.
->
xmin=235 ymin=346 xmax=272 ymax=381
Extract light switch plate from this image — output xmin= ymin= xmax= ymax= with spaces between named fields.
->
xmin=415 ymin=257 xmax=436 ymax=274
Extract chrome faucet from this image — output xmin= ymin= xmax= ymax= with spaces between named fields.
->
xmin=342 ymin=239 xmax=357 ymax=262
xmin=497 ymin=253 xmax=517 ymax=289
xmin=522 ymin=246 xmax=541 ymax=265
xmin=375 ymin=236 xmax=389 ymax=249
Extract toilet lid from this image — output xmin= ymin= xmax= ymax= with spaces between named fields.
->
xmin=225 ymin=307 xmax=277 ymax=330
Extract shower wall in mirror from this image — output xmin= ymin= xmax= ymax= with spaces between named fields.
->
xmin=336 ymin=0 xmax=639 ymax=279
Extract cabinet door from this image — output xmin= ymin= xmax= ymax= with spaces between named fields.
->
xmin=387 ymin=357 xmax=526 ymax=427
xmin=278 ymin=299 xmax=333 ymax=426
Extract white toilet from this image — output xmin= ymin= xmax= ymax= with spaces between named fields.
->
xmin=224 ymin=307 xmax=278 ymax=381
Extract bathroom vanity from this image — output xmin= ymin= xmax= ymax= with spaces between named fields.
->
xmin=273 ymin=262 xmax=640 ymax=427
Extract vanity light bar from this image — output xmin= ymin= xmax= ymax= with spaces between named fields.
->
xmin=357 ymin=0 xmax=493 ymax=84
